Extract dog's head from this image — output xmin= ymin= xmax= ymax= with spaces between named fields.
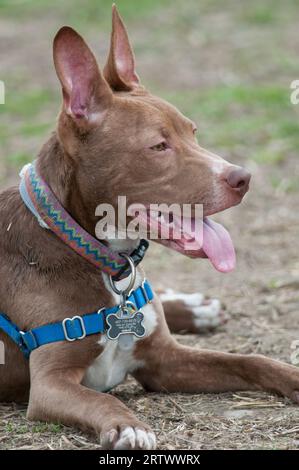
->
xmin=52 ymin=6 xmax=250 ymax=273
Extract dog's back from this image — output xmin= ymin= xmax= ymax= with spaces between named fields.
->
xmin=0 ymin=187 xmax=31 ymax=400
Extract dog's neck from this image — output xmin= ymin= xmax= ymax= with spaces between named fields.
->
xmin=36 ymin=133 xmax=99 ymax=235
xmin=35 ymin=133 xmax=139 ymax=254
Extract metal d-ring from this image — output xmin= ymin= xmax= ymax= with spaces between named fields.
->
xmin=109 ymin=254 xmax=136 ymax=300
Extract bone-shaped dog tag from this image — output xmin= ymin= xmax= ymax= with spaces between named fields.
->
xmin=106 ymin=307 xmax=145 ymax=340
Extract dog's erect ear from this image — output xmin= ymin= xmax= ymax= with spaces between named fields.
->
xmin=53 ymin=26 xmax=112 ymax=122
xmin=104 ymin=5 xmax=140 ymax=91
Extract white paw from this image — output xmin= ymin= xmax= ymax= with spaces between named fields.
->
xmin=114 ymin=427 xmax=156 ymax=450
xmin=160 ymin=289 xmax=227 ymax=331
xmin=192 ymin=299 xmax=224 ymax=329
xmin=160 ymin=289 xmax=204 ymax=306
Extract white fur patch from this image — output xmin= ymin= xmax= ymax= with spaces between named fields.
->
xmin=159 ymin=289 xmax=204 ymax=306
xmin=83 ymin=242 xmax=158 ymax=392
xmin=192 ymin=299 xmax=222 ymax=328
xmin=83 ymin=336 xmax=143 ymax=392
xmin=200 ymin=148 xmax=232 ymax=176
xmin=210 ymin=158 xmax=231 ymax=176
xmin=160 ymin=289 xmax=222 ymax=329
xmin=113 ymin=427 xmax=156 ymax=450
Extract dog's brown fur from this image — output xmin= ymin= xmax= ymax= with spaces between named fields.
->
xmin=1 ymin=6 xmax=299 ymax=449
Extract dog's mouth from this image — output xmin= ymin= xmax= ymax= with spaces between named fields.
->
xmin=129 ymin=208 xmax=236 ymax=273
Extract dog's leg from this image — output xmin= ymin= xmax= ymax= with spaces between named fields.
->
xmin=159 ymin=289 xmax=227 ymax=334
xmin=28 ymin=352 xmax=156 ymax=450
xmin=134 ymin=339 xmax=299 ymax=401
xmin=133 ymin=299 xmax=299 ymax=401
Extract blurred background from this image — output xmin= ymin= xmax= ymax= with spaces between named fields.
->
xmin=0 ymin=0 xmax=299 ymax=450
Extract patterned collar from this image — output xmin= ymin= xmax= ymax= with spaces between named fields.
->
xmin=19 ymin=162 xmax=148 ymax=280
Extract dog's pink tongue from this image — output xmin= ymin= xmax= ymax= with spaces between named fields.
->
xmin=202 ymin=218 xmax=236 ymax=272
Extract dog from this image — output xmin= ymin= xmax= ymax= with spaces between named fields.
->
xmin=1 ymin=6 xmax=299 ymax=450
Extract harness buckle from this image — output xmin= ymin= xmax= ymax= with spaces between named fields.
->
xmin=19 ymin=331 xmax=31 ymax=358
xmin=62 ymin=316 xmax=86 ymax=342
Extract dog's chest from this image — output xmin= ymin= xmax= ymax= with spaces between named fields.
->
xmin=82 ymin=272 xmax=157 ymax=392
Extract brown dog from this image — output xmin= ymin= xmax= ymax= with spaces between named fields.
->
xmin=1 ymin=6 xmax=299 ymax=450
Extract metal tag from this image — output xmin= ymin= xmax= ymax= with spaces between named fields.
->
xmin=106 ymin=307 xmax=145 ymax=340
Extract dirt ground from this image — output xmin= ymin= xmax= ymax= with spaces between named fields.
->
xmin=0 ymin=0 xmax=299 ymax=450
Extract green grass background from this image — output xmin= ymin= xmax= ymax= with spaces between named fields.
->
xmin=0 ymin=0 xmax=299 ymax=191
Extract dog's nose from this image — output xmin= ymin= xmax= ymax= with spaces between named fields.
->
xmin=226 ymin=166 xmax=251 ymax=195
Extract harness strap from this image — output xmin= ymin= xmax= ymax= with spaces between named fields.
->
xmin=0 ymin=280 xmax=154 ymax=359
xmin=0 ymin=314 xmax=29 ymax=357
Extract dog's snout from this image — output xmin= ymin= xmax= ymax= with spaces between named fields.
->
xmin=226 ymin=167 xmax=251 ymax=194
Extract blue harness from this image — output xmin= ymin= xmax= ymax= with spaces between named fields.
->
xmin=0 ymin=163 xmax=154 ymax=359
xmin=0 ymin=280 xmax=153 ymax=359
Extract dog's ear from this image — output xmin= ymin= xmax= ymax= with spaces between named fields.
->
xmin=53 ymin=26 xmax=112 ymax=123
xmin=104 ymin=5 xmax=140 ymax=91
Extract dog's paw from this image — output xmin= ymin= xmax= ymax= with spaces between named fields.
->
xmin=192 ymin=298 xmax=227 ymax=330
xmin=161 ymin=289 xmax=228 ymax=332
xmin=101 ymin=425 xmax=156 ymax=450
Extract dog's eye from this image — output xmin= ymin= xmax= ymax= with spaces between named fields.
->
xmin=150 ymin=141 xmax=169 ymax=152
xmin=193 ymin=127 xmax=198 ymax=135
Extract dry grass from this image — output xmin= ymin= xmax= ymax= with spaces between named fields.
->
xmin=1 ymin=382 xmax=299 ymax=450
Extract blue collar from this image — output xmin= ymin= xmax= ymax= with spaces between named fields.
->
xmin=0 ymin=280 xmax=153 ymax=358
